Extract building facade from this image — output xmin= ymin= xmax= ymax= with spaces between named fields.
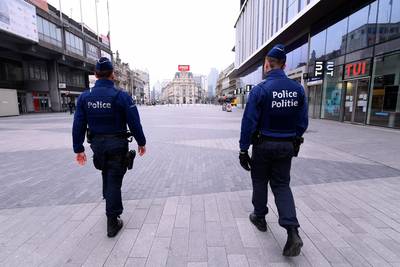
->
xmin=232 ymin=0 xmax=400 ymax=129
xmin=114 ymin=51 xmax=131 ymax=92
xmin=216 ymin=63 xmax=240 ymax=98
xmin=0 ymin=0 xmax=112 ymax=116
xmin=136 ymin=70 xmax=150 ymax=105
xmin=207 ymin=68 xmax=219 ymax=99
xmin=161 ymin=69 xmax=203 ymax=104
xmin=193 ymin=75 xmax=208 ymax=103
xmin=112 ymin=51 xmax=150 ymax=105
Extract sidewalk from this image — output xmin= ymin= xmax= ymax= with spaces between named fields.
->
xmin=1 ymin=176 xmax=400 ymax=266
xmin=1 ymin=106 xmax=400 ymax=266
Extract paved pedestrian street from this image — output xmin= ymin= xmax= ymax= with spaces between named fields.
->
xmin=0 ymin=105 xmax=400 ymax=267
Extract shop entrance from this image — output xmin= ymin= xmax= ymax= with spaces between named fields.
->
xmin=32 ymin=93 xmax=50 ymax=112
xmin=308 ymin=85 xmax=322 ymax=119
xmin=343 ymin=78 xmax=369 ymax=123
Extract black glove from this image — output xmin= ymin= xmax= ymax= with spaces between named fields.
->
xmin=239 ymin=150 xmax=251 ymax=171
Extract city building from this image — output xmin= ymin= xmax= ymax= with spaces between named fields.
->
xmin=113 ymin=51 xmax=131 ymax=92
xmin=161 ymin=66 xmax=203 ymax=104
xmin=136 ymin=70 xmax=150 ymax=105
xmin=207 ymin=68 xmax=219 ymax=99
xmin=216 ymin=63 xmax=239 ymax=98
xmin=0 ymin=0 xmax=112 ymax=116
xmin=112 ymin=51 xmax=150 ymax=105
xmin=193 ymin=74 xmax=208 ymax=103
xmin=231 ymin=0 xmax=400 ymax=129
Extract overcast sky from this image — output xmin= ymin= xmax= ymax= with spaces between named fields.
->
xmin=47 ymin=0 xmax=238 ymax=87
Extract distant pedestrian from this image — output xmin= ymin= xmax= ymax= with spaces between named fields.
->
xmin=239 ymin=44 xmax=308 ymax=257
xmin=68 ymin=101 xmax=74 ymax=114
xmin=72 ymin=57 xmax=146 ymax=238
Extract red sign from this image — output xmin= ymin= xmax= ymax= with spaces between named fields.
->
xmin=178 ymin=65 xmax=190 ymax=72
xmin=344 ymin=60 xmax=369 ymax=78
xmin=28 ymin=0 xmax=49 ymax=12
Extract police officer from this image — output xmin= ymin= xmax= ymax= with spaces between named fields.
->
xmin=239 ymin=44 xmax=308 ymax=257
xmin=72 ymin=57 xmax=146 ymax=238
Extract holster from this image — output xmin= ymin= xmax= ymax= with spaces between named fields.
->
xmin=86 ymin=128 xmax=93 ymax=144
xmin=125 ymin=150 xmax=136 ymax=170
xmin=293 ymin=136 xmax=304 ymax=157
xmin=251 ymin=131 xmax=262 ymax=146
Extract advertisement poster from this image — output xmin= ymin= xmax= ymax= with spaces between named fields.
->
xmin=0 ymin=0 xmax=38 ymax=42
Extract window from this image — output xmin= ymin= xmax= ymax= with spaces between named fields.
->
xmin=67 ymin=72 xmax=85 ymax=87
xmin=346 ymin=2 xmax=378 ymax=53
xmin=377 ymin=0 xmax=400 ymax=43
xmin=299 ymin=0 xmax=307 ymax=11
xmin=325 ymin=17 xmax=348 ymax=59
xmin=309 ymin=30 xmax=327 ymax=63
xmin=287 ymin=0 xmax=298 ymax=22
xmin=0 ymin=60 xmax=23 ymax=81
xmin=368 ymin=53 xmax=400 ymax=128
xmin=321 ymin=65 xmax=344 ymax=120
xmin=285 ymin=42 xmax=308 ymax=72
xmin=86 ymin=43 xmax=99 ymax=60
xmin=65 ymin=32 xmax=84 ymax=56
xmin=37 ymin=16 xmax=62 ymax=47
xmin=27 ymin=63 xmax=48 ymax=81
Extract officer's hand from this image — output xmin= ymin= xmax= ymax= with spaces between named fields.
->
xmin=76 ymin=152 xmax=87 ymax=166
xmin=239 ymin=151 xmax=251 ymax=171
xmin=138 ymin=146 xmax=146 ymax=156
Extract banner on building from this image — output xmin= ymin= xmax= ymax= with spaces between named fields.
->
xmin=27 ymin=0 xmax=48 ymax=12
xmin=0 ymin=0 xmax=38 ymax=42
xmin=100 ymin=34 xmax=110 ymax=47
xmin=178 ymin=65 xmax=190 ymax=72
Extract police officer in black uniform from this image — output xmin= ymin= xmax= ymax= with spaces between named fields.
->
xmin=72 ymin=57 xmax=146 ymax=237
xmin=239 ymin=44 xmax=308 ymax=256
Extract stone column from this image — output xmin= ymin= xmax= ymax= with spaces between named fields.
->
xmin=47 ymin=60 xmax=61 ymax=112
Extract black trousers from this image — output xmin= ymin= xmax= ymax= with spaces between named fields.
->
xmin=251 ymin=140 xmax=299 ymax=228
xmin=90 ymin=137 xmax=128 ymax=218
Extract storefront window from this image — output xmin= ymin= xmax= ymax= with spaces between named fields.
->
xmin=321 ymin=65 xmax=344 ymax=120
xmin=368 ymin=52 xmax=400 ymax=128
xmin=325 ymin=17 xmax=348 ymax=59
xmin=346 ymin=2 xmax=378 ymax=53
xmin=377 ymin=0 xmax=400 ymax=43
xmin=286 ymin=42 xmax=308 ymax=72
xmin=309 ymin=30 xmax=327 ymax=63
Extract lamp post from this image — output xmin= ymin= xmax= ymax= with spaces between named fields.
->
xmin=95 ymin=0 xmax=100 ymax=41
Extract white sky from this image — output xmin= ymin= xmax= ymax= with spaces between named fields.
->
xmin=47 ymin=0 xmax=238 ymax=88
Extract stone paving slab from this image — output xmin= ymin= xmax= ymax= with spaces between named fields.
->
xmin=0 ymin=176 xmax=399 ymax=266
xmin=1 ymin=106 xmax=400 ymax=266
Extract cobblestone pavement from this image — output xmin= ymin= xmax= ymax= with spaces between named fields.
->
xmin=0 ymin=105 xmax=400 ymax=266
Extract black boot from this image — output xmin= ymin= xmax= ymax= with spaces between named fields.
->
xmin=107 ymin=216 xmax=123 ymax=238
xmin=249 ymin=213 xmax=267 ymax=232
xmin=283 ymin=227 xmax=303 ymax=257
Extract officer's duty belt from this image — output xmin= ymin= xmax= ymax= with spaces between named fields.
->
xmin=259 ymin=135 xmax=295 ymax=142
xmin=93 ymin=132 xmax=132 ymax=139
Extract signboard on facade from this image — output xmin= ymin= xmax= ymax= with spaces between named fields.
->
xmin=0 ymin=0 xmax=38 ymax=42
xmin=101 ymin=50 xmax=112 ymax=60
xmin=178 ymin=65 xmax=190 ymax=72
xmin=343 ymin=60 xmax=371 ymax=79
xmin=313 ymin=61 xmax=334 ymax=78
xmin=27 ymin=0 xmax=48 ymax=12
xmin=100 ymin=34 xmax=110 ymax=47
xmin=58 ymin=83 xmax=66 ymax=89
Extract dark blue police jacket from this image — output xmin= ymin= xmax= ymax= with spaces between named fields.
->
xmin=239 ymin=69 xmax=308 ymax=151
xmin=72 ymin=79 xmax=146 ymax=153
